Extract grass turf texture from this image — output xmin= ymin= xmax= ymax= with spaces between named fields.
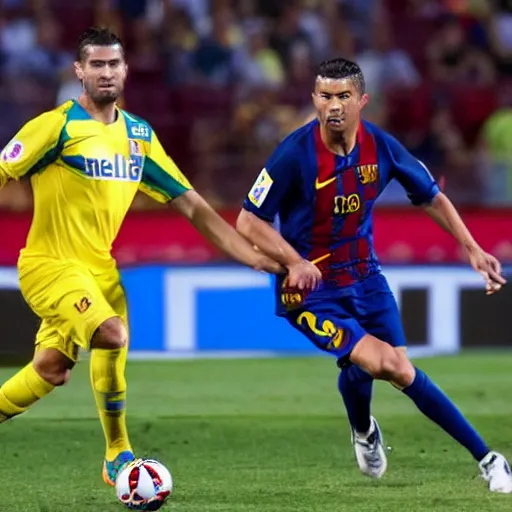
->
xmin=0 ymin=352 xmax=510 ymax=511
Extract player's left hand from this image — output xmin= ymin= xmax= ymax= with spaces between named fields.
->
xmin=467 ymin=248 xmax=507 ymax=295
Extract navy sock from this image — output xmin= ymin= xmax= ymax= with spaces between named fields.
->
xmin=402 ymin=367 xmax=489 ymax=461
xmin=338 ymin=365 xmax=373 ymax=434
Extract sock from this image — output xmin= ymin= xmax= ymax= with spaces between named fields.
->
xmin=90 ymin=346 xmax=132 ymax=461
xmin=0 ymin=363 xmax=55 ymax=422
xmin=338 ymin=365 xmax=374 ymax=435
xmin=403 ymin=367 xmax=489 ymax=461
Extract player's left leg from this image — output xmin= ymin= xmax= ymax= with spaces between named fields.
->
xmin=91 ymin=270 xmax=134 ymax=486
xmin=350 ymin=335 xmax=512 ymax=493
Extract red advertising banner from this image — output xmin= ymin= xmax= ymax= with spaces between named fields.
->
xmin=0 ymin=208 xmax=511 ymax=266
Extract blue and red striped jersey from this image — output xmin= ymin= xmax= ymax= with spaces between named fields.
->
xmin=243 ymin=118 xmax=440 ymax=315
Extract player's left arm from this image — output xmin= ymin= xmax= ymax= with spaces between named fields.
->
xmin=387 ymin=133 xmax=506 ymax=294
xmin=139 ymin=131 xmax=285 ymax=275
xmin=423 ymin=192 xmax=505 ymax=294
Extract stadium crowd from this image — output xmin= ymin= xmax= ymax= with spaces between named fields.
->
xmin=0 ymin=0 xmax=511 ymax=210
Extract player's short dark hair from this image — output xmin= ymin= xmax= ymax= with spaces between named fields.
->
xmin=77 ymin=27 xmax=124 ymax=62
xmin=316 ymin=58 xmax=366 ymax=95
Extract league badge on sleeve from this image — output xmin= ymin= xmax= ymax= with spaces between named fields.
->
xmin=1 ymin=140 xmax=24 ymax=162
xmin=248 ymin=168 xmax=273 ymax=207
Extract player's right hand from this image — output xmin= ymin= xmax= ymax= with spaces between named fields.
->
xmin=286 ymin=259 xmax=322 ymax=291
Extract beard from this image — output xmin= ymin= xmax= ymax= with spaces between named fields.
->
xmin=83 ymin=80 xmax=121 ymax=105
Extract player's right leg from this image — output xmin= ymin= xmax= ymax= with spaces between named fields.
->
xmin=0 ymin=339 xmax=73 ymax=423
xmin=0 ymin=269 xmax=81 ymax=424
xmin=287 ymin=301 xmax=387 ymax=479
xmin=349 ymin=335 xmax=512 ymax=493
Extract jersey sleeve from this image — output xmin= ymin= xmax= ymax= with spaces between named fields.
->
xmin=242 ymin=142 xmax=299 ymax=221
xmin=383 ymin=131 xmax=440 ymax=206
xmin=139 ymin=130 xmax=193 ymax=203
xmin=0 ymin=110 xmax=65 ymax=188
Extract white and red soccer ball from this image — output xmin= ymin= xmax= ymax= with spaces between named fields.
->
xmin=115 ymin=458 xmax=173 ymax=511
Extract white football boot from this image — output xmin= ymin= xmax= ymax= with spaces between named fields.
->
xmin=351 ymin=416 xmax=388 ymax=479
xmin=479 ymin=451 xmax=512 ymax=493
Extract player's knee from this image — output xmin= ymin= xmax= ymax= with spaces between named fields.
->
xmin=91 ymin=317 xmax=128 ymax=350
xmin=377 ymin=350 xmax=415 ymax=387
xmin=33 ymin=349 xmax=74 ymax=387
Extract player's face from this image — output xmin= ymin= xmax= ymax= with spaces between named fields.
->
xmin=75 ymin=45 xmax=127 ymax=105
xmin=312 ymin=77 xmax=369 ymax=132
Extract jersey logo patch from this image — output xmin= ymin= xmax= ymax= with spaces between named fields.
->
xmin=1 ymin=140 xmax=24 ymax=162
xmin=315 ymin=176 xmax=337 ymax=189
xmin=130 ymin=124 xmax=150 ymax=140
xmin=74 ymin=296 xmax=92 ymax=313
xmin=248 ymin=168 xmax=273 ymax=207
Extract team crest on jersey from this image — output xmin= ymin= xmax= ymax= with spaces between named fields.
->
xmin=357 ymin=164 xmax=378 ymax=185
xmin=248 ymin=168 xmax=273 ymax=207
xmin=1 ymin=140 xmax=23 ymax=162
xmin=129 ymin=139 xmax=142 ymax=156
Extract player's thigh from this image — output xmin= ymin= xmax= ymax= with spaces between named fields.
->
xmin=287 ymin=301 xmax=366 ymax=363
xmin=358 ymin=275 xmax=406 ymax=348
xmin=20 ymin=262 xmax=118 ymax=352
xmin=95 ymin=268 xmax=129 ymax=328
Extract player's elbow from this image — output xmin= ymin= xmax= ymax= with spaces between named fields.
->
xmin=421 ymin=190 xmax=444 ymax=209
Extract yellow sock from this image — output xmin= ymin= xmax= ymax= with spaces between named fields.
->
xmin=0 ymin=363 xmax=55 ymax=422
xmin=90 ymin=346 xmax=132 ymax=461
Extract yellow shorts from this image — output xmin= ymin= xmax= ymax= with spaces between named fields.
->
xmin=18 ymin=257 xmax=128 ymax=362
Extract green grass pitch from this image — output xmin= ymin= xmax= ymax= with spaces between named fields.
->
xmin=0 ymin=352 xmax=511 ymax=511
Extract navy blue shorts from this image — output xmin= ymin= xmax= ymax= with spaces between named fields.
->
xmin=286 ymin=274 xmax=406 ymax=365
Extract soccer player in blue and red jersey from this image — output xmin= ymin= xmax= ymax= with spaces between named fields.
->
xmin=237 ymin=58 xmax=511 ymax=492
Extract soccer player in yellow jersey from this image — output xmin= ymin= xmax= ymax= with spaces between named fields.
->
xmin=0 ymin=27 xmax=314 ymax=486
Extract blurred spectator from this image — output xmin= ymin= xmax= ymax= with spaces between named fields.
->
xmin=269 ymin=1 xmax=313 ymax=71
xmin=427 ymin=14 xmax=496 ymax=84
xmin=487 ymin=0 xmax=512 ymax=75
xmin=233 ymin=19 xmax=285 ymax=90
xmin=357 ymin=21 xmax=421 ymax=97
xmin=190 ymin=5 xmax=241 ymax=85
xmin=95 ymin=0 xmax=124 ymax=39
xmin=0 ymin=11 xmax=37 ymax=71
xmin=479 ymin=83 xmax=512 ymax=204
xmin=338 ymin=0 xmax=382 ymax=48
xmin=162 ymin=8 xmax=197 ymax=85
xmin=56 ymin=64 xmax=82 ymax=105
xmin=8 ymin=14 xmax=73 ymax=84
xmin=128 ymin=18 xmax=161 ymax=71
xmin=168 ymin=0 xmax=209 ymax=35
xmin=296 ymin=0 xmax=330 ymax=61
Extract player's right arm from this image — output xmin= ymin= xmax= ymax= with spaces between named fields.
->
xmin=0 ymin=110 xmax=65 ymax=189
xmin=237 ymin=144 xmax=322 ymax=291
xmin=170 ymin=190 xmax=285 ymax=274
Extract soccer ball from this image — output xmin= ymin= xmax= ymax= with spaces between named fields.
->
xmin=115 ymin=458 xmax=173 ymax=510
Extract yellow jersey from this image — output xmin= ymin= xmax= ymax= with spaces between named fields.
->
xmin=0 ymin=100 xmax=192 ymax=273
